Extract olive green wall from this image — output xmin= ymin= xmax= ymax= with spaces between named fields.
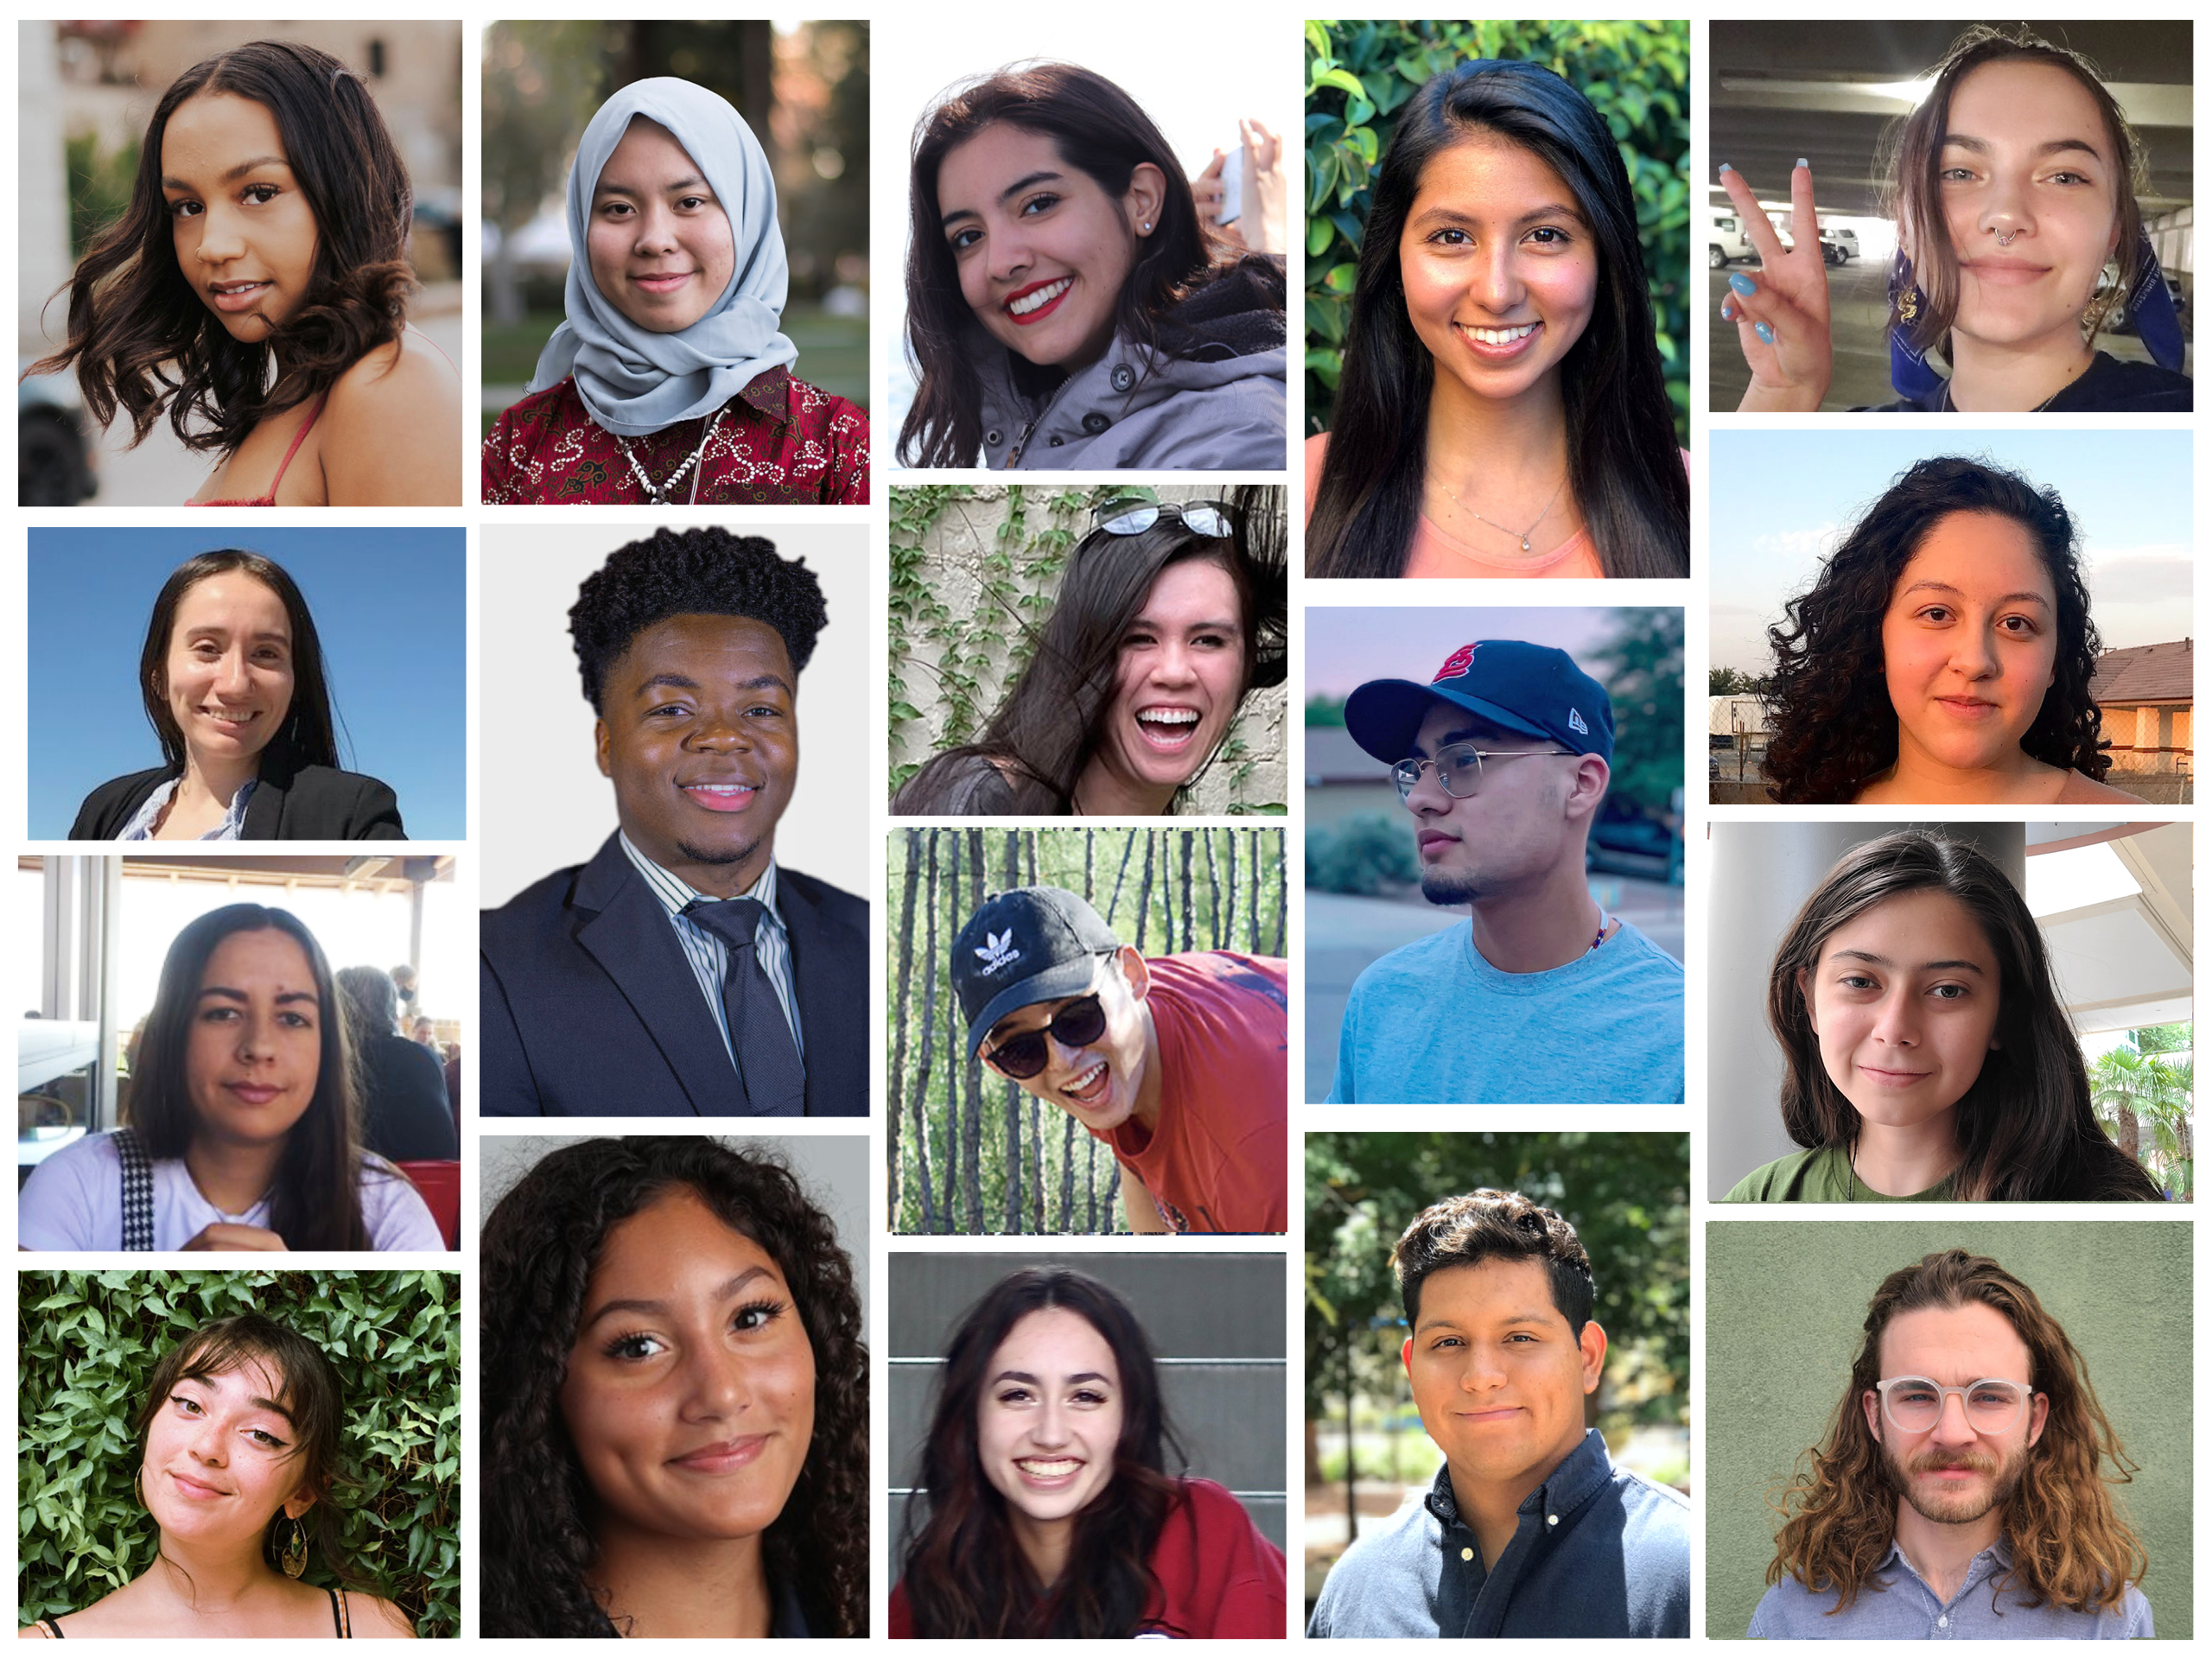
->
xmin=1706 ymin=1220 xmax=2190 ymax=1638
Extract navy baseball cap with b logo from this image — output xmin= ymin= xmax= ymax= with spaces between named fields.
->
xmin=950 ymin=887 xmax=1122 ymax=1057
xmin=1344 ymin=639 xmax=1615 ymax=766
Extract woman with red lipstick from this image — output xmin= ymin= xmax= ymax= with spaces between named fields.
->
xmin=481 ymin=79 xmax=868 ymax=505
xmin=1722 ymin=28 xmax=2190 ymax=413
xmin=31 ymin=39 xmax=461 ymax=505
xmin=1726 ymin=830 xmax=2163 ymax=1202
xmin=16 ymin=904 xmax=442 ymax=1251
xmin=20 ymin=1313 xmax=417 ymax=1637
xmin=71 ymin=550 xmax=405 ymax=842
xmin=480 ymin=1138 xmax=867 ymax=1638
xmin=893 ymin=489 xmax=1287 ymax=816
xmin=1763 ymin=457 xmax=2143 ymax=806
xmin=899 ymin=62 xmax=1287 ymax=470
xmin=892 ymin=1268 xmax=1286 ymax=1638
xmin=1306 ymin=58 xmax=1689 ymax=578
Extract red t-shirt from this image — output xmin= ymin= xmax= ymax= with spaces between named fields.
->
xmin=887 ymin=1477 xmax=1287 ymax=1637
xmin=1107 ymin=952 xmax=1288 ymax=1234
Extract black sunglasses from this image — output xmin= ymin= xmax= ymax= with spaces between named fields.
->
xmin=982 ymin=994 xmax=1109 ymax=1080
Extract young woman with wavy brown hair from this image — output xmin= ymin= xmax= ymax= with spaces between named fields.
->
xmin=1761 ymin=457 xmax=2141 ymax=806
xmin=891 ymin=1268 xmax=1284 ymax=1639
xmin=1756 ymin=1249 xmax=2152 ymax=1635
xmin=32 ymin=39 xmax=460 ymax=505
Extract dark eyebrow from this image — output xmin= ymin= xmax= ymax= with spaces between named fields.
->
xmin=941 ymin=168 xmax=1065 ymax=229
xmin=1940 ymin=133 xmax=2106 ymax=165
xmin=1408 ymin=201 xmax=1587 ymax=231
xmin=1828 ymin=950 xmax=1987 ymax=974
xmin=1896 ymin=578 xmax=2051 ymax=607
xmin=1408 ymin=723 xmax=1506 ymax=758
xmin=578 ymin=1267 xmax=774 ymax=1333
xmin=181 ymin=1370 xmax=296 ymax=1425
xmin=990 ymin=1368 xmax=1112 ymax=1388
xmin=1415 ymin=1307 xmax=1557 ymax=1335
xmin=597 ymin=174 xmax=707 ymax=199
xmin=197 ymin=985 xmax=320 ymax=1007
xmin=164 ymin=156 xmax=291 ymax=191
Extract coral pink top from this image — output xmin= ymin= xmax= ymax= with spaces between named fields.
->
xmin=188 ymin=397 xmax=326 ymax=507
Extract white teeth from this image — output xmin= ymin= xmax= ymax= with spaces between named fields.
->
xmin=688 ymin=784 xmax=753 ymax=793
xmin=1459 ymin=322 xmax=1539 ymax=345
xmin=1019 ymin=1458 xmax=1080 ymax=1477
xmin=1137 ymin=709 xmax=1199 ymax=725
xmin=1008 ymin=278 xmax=1071 ymax=316
xmin=1065 ymin=1061 xmax=1107 ymax=1097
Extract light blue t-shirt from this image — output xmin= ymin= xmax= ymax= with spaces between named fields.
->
xmin=1327 ymin=918 xmax=1683 ymax=1104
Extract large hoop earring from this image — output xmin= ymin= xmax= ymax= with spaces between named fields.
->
xmin=2082 ymin=259 xmax=2123 ymax=337
xmin=133 ymin=1469 xmax=145 ymax=1509
xmin=275 ymin=1511 xmax=309 ymax=1579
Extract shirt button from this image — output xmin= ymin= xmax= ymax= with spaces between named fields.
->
xmin=984 ymin=428 xmax=1002 ymax=447
xmin=1082 ymin=411 xmax=1111 ymax=435
xmin=1547 ymin=1514 xmax=1558 ymax=1526
xmin=1048 ymin=435 xmax=1065 ymax=446
xmin=1938 ymin=1616 xmax=1948 ymax=1629
xmin=1459 ymin=1548 xmax=1473 ymax=1561
xmin=1109 ymin=363 xmax=1135 ymax=391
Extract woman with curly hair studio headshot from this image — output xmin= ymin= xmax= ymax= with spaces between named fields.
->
xmin=479 ymin=1136 xmax=868 ymax=1637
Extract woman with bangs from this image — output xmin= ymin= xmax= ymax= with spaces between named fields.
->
xmin=16 ymin=905 xmax=442 ymax=1252
xmin=899 ymin=62 xmax=1288 ymax=471
xmin=892 ymin=488 xmax=1287 ymax=817
xmin=1721 ymin=26 xmax=2191 ymax=412
xmin=20 ymin=1313 xmax=416 ymax=1637
xmin=891 ymin=1268 xmax=1285 ymax=1638
xmin=1306 ymin=58 xmax=1688 ymax=579
xmin=31 ymin=39 xmax=461 ymax=504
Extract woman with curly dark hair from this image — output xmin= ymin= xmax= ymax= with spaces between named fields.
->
xmin=1761 ymin=456 xmax=2141 ymax=804
xmin=892 ymin=488 xmax=1287 ymax=815
xmin=29 ymin=39 xmax=460 ymax=505
xmin=891 ymin=1268 xmax=1284 ymax=1638
xmin=480 ymin=1137 xmax=867 ymax=1637
xmin=1726 ymin=830 xmax=2164 ymax=1202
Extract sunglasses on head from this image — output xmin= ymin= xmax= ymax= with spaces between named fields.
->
xmin=982 ymin=993 xmax=1109 ymax=1080
xmin=1090 ymin=499 xmax=1237 ymax=539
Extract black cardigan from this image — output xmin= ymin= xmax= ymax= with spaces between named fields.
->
xmin=69 ymin=760 xmax=406 ymax=841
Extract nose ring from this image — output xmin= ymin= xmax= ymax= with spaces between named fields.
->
xmin=1994 ymin=230 xmax=2019 ymax=247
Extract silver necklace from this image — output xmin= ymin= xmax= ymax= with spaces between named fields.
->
xmin=616 ymin=408 xmax=726 ymax=505
xmin=1437 ymin=471 xmax=1569 ymax=552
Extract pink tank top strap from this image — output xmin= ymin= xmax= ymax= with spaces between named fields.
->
xmin=187 ymin=395 xmax=327 ymax=507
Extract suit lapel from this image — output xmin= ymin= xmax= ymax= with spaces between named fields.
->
xmin=780 ymin=872 xmax=866 ymax=1116
xmin=238 ymin=767 xmax=288 ymax=837
xmin=571 ymin=836 xmax=750 ymax=1115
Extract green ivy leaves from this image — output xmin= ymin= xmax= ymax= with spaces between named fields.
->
xmin=18 ymin=1272 xmax=461 ymax=1637
xmin=1303 ymin=20 xmax=1691 ymax=439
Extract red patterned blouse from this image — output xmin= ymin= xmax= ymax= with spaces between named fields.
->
xmin=480 ymin=366 xmax=869 ymax=505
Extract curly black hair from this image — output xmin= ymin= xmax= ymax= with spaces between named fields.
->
xmin=1763 ymin=456 xmax=2108 ymax=804
xmin=569 ymin=527 xmax=830 ymax=714
xmin=480 ymin=1138 xmax=868 ymax=1637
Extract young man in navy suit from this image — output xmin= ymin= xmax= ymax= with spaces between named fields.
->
xmin=481 ymin=528 xmax=867 ymax=1116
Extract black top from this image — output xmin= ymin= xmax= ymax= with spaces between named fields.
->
xmin=584 ymin=1577 xmax=810 ymax=1638
xmin=354 ymin=1032 xmax=459 ymax=1161
xmin=69 ymin=759 xmax=405 ymax=841
xmin=1859 ymin=350 xmax=2193 ymax=412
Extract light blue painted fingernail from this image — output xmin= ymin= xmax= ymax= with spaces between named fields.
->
xmin=1717 ymin=162 xmax=1735 ymax=175
xmin=1755 ymin=321 xmax=1775 ymax=345
xmin=1796 ymin=157 xmax=1810 ymax=169
xmin=1729 ymin=273 xmax=1756 ymax=296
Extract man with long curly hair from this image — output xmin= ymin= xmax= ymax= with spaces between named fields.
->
xmin=481 ymin=527 xmax=865 ymax=1116
xmin=1751 ymin=1249 xmax=2152 ymax=1637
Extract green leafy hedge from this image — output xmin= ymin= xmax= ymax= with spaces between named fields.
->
xmin=1303 ymin=19 xmax=1690 ymax=443
xmin=19 ymin=1271 xmax=460 ymax=1637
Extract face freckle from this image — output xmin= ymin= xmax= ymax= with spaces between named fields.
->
xmin=937 ymin=122 xmax=1149 ymax=373
xmin=1396 ymin=135 xmax=1599 ymax=411
xmin=161 ymin=92 xmax=321 ymax=341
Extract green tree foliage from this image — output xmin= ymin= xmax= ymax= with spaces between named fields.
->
xmin=888 ymin=827 xmax=1287 ymax=1235
xmin=1306 ymin=1131 xmax=1688 ymax=1434
xmin=1303 ymin=20 xmax=1690 ymax=443
xmin=1306 ymin=695 xmax=1349 ymax=728
xmin=1708 ymin=664 xmax=1758 ymax=696
xmin=19 ymin=1272 xmax=460 ymax=1637
xmin=2090 ymin=1023 xmax=2193 ymax=1198
xmin=66 ymin=132 xmax=139 ymax=259
xmin=1588 ymin=606 xmax=1686 ymax=813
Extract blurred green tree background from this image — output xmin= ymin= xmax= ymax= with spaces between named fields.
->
xmin=1303 ymin=20 xmax=1689 ymax=443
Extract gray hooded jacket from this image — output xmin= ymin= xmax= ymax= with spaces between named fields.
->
xmin=975 ymin=258 xmax=1287 ymax=470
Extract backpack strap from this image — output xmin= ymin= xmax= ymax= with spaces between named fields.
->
xmin=113 ymin=1128 xmax=155 ymax=1252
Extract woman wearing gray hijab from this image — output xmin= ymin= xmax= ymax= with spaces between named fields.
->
xmin=483 ymin=78 xmax=870 ymax=504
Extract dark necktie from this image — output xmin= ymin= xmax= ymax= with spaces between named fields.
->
xmin=680 ymin=896 xmax=805 ymax=1116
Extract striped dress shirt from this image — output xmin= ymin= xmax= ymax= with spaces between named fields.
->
xmin=618 ymin=833 xmax=804 ymax=1071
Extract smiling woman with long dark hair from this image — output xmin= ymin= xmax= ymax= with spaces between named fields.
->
xmin=16 ymin=904 xmax=440 ymax=1251
xmin=1306 ymin=58 xmax=1688 ymax=577
xmin=899 ymin=61 xmax=1287 ymax=471
xmin=890 ymin=1268 xmax=1284 ymax=1639
xmin=30 ymin=38 xmax=460 ymax=505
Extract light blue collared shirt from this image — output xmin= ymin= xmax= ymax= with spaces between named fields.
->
xmin=618 ymin=832 xmax=804 ymax=1072
xmin=1749 ymin=1538 xmax=2153 ymax=1638
xmin=118 ymin=777 xmax=258 ymax=842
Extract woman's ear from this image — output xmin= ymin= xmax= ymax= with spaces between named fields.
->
xmin=283 ymin=1489 xmax=317 ymax=1521
xmin=1125 ymin=163 xmax=1166 ymax=238
xmin=1796 ymin=965 xmax=1817 ymax=1035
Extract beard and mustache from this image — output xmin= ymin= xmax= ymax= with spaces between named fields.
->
xmin=1878 ymin=1431 xmax=2032 ymax=1525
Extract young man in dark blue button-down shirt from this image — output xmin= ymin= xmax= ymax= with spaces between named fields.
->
xmin=1308 ymin=1189 xmax=1689 ymax=1637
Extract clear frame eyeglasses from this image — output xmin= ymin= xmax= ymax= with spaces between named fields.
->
xmin=1390 ymin=741 xmax=1577 ymax=802
xmin=1090 ymin=498 xmax=1238 ymax=539
xmin=1872 ymin=1376 xmax=2035 ymax=1435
